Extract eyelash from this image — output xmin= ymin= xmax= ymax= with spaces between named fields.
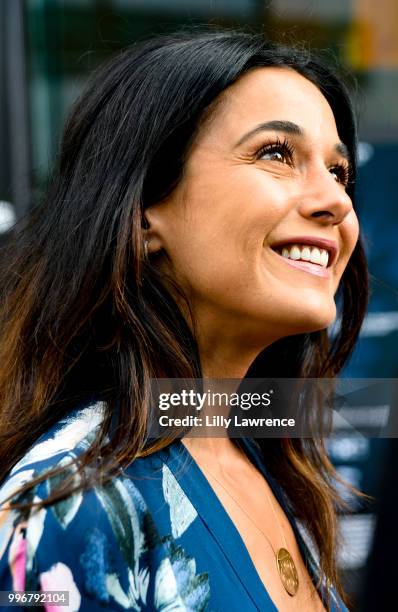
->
xmin=254 ymin=137 xmax=352 ymax=187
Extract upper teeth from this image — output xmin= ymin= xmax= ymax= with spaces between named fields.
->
xmin=279 ymin=244 xmax=329 ymax=267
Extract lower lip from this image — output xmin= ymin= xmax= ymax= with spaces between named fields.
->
xmin=272 ymin=250 xmax=331 ymax=278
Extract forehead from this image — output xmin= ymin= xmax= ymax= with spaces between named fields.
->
xmin=197 ymin=66 xmax=341 ymax=148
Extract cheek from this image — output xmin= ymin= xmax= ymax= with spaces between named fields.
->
xmin=163 ymin=164 xmax=292 ymax=302
xmin=177 ymin=170 xmax=282 ymax=250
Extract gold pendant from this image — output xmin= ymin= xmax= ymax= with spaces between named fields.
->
xmin=276 ymin=547 xmax=299 ymax=596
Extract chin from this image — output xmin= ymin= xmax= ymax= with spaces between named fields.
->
xmin=264 ymin=296 xmax=337 ymax=336
xmin=293 ymin=303 xmax=337 ymax=334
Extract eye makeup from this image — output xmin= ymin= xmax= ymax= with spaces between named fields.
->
xmin=253 ymin=136 xmax=352 ymax=188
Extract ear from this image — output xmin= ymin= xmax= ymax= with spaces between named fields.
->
xmin=142 ymin=204 xmax=165 ymax=254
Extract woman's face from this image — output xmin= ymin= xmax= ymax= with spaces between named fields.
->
xmin=146 ymin=67 xmax=359 ymax=351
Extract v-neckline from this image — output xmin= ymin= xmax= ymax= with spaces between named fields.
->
xmin=160 ymin=437 xmax=336 ymax=611
xmin=161 ymin=437 xmax=277 ymax=610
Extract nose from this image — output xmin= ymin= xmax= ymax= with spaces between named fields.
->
xmin=297 ymin=168 xmax=354 ymax=225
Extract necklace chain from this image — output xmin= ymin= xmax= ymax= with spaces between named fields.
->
xmin=199 ymin=458 xmax=300 ymax=597
xmin=200 ymin=462 xmax=287 ymax=554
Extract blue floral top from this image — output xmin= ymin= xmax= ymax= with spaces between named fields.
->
xmin=0 ymin=401 xmax=347 ymax=611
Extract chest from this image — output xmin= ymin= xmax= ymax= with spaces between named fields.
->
xmin=203 ymin=471 xmax=327 ymax=612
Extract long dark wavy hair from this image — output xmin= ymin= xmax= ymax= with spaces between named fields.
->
xmin=0 ymin=29 xmax=368 ymax=607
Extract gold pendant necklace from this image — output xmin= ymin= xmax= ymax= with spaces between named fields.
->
xmin=276 ymin=547 xmax=299 ymax=596
xmin=200 ymin=462 xmax=299 ymax=597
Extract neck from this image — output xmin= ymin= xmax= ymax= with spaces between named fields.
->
xmin=198 ymin=330 xmax=271 ymax=381
xmin=182 ymin=435 xmax=247 ymax=471
xmin=181 ymin=376 xmax=240 ymax=465
xmin=180 ymin=311 xmax=277 ymax=465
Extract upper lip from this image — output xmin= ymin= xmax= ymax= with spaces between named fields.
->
xmin=269 ymin=236 xmax=338 ymax=267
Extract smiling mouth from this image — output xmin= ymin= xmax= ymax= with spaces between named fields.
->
xmin=269 ymin=242 xmax=335 ymax=278
xmin=272 ymin=243 xmax=331 ymax=267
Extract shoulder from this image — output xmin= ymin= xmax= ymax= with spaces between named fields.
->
xmin=0 ymin=405 xmax=206 ymax=611
xmin=0 ymin=405 xmax=149 ymax=609
xmin=0 ymin=401 xmax=107 ymax=535
xmin=4 ymin=401 xmax=105 ymax=484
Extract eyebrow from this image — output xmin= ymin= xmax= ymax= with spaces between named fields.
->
xmin=234 ymin=119 xmax=351 ymax=162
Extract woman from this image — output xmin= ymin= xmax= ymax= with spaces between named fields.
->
xmin=0 ymin=30 xmax=368 ymax=611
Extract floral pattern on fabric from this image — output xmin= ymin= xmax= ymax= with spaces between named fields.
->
xmin=0 ymin=402 xmax=347 ymax=611
xmin=0 ymin=403 xmax=210 ymax=611
xmin=162 ymin=465 xmax=198 ymax=539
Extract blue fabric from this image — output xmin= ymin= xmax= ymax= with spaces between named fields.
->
xmin=0 ymin=402 xmax=347 ymax=611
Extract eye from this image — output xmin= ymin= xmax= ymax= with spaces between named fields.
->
xmin=255 ymin=137 xmax=294 ymax=165
xmin=329 ymin=163 xmax=351 ymax=187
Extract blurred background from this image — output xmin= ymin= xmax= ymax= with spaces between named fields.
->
xmin=1 ymin=1 xmax=397 ymax=608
